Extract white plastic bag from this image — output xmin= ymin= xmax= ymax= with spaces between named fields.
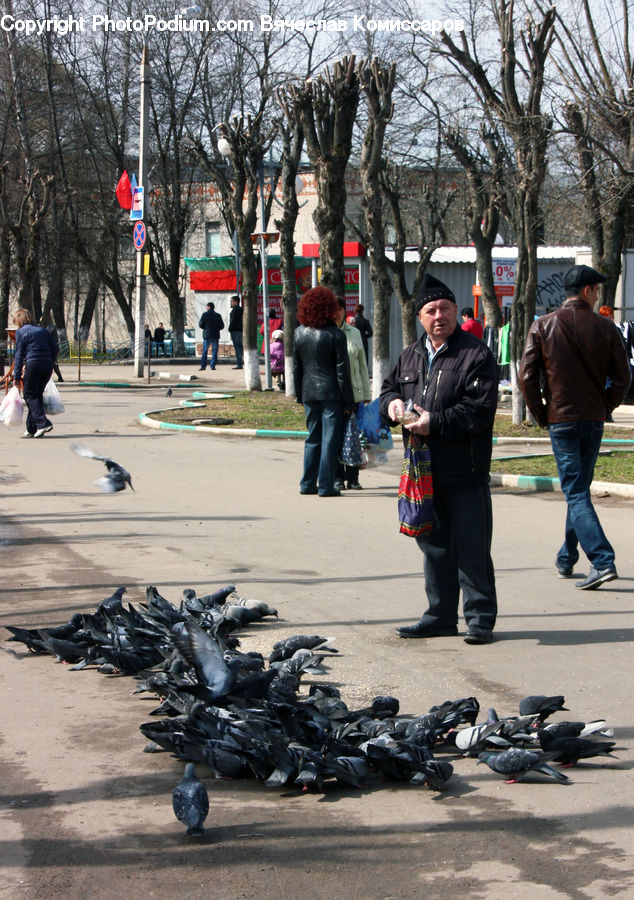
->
xmin=0 ymin=385 xmax=25 ymax=426
xmin=43 ymin=379 xmax=64 ymax=414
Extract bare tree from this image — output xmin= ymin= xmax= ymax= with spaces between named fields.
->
xmin=357 ymin=58 xmax=395 ymax=393
xmin=549 ymin=0 xmax=634 ymax=308
xmin=443 ymin=125 xmax=507 ymax=328
xmin=145 ymin=29 xmax=212 ymax=355
xmin=439 ymin=1 xmax=556 ymax=422
xmin=274 ymin=89 xmax=304 ymax=396
xmin=289 ymin=56 xmax=363 ymax=297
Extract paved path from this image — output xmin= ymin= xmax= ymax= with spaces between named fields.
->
xmin=0 ymin=375 xmax=632 ymax=899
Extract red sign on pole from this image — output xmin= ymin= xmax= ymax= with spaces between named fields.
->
xmin=133 ymin=221 xmax=146 ymax=250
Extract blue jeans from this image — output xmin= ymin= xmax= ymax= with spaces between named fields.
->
xmin=415 ymin=484 xmax=497 ymax=630
xmin=200 ymin=338 xmax=218 ymax=369
xmin=549 ymin=421 xmax=615 ymax=571
xmin=230 ymin=331 xmax=243 ymax=367
xmin=301 ymin=400 xmax=344 ymax=495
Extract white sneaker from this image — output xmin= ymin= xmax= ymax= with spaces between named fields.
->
xmin=34 ymin=424 xmax=53 ymax=438
xmin=22 ymin=430 xmax=34 ymax=438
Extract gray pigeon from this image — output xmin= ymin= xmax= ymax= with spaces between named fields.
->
xmin=477 ymin=749 xmax=570 ymax=783
xmin=172 ymin=763 xmax=209 ymax=835
xmin=71 ymin=443 xmax=134 ymax=492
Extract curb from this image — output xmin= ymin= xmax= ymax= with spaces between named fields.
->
xmin=490 ymin=472 xmax=634 ymax=499
xmin=138 ymin=407 xmax=634 ymax=496
xmin=139 ymin=409 xmax=308 ymax=439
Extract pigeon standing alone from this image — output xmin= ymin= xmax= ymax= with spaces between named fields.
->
xmin=71 ymin=443 xmax=134 ymax=492
xmin=172 ymin=763 xmax=209 ymax=835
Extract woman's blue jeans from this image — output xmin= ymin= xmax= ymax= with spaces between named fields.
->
xmin=301 ymin=400 xmax=344 ymax=495
xmin=548 ymin=420 xmax=615 ymax=571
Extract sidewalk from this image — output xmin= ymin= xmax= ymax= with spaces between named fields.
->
xmin=0 ymin=382 xmax=632 ymax=897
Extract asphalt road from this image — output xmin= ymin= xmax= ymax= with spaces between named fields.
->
xmin=0 ymin=373 xmax=632 ymax=899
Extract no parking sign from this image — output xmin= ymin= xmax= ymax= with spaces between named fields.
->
xmin=133 ymin=221 xmax=146 ymax=250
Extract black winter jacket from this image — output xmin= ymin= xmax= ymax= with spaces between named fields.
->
xmin=14 ymin=324 xmax=58 ymax=377
xmin=198 ymin=309 xmax=224 ymax=340
xmin=293 ymin=322 xmax=354 ymax=407
xmin=379 ymin=326 xmax=499 ymax=487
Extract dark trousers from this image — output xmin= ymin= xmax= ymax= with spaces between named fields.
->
xmin=336 ymin=461 xmax=360 ymax=485
xmin=301 ymin=400 xmax=344 ymax=495
xmin=415 ymin=484 xmax=497 ymax=630
xmin=549 ymin=420 xmax=614 ymax=571
xmin=230 ymin=331 xmax=243 ymax=368
xmin=23 ymin=359 xmax=53 ymax=434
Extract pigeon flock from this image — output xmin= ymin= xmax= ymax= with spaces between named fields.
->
xmin=5 ymin=584 xmax=620 ymax=828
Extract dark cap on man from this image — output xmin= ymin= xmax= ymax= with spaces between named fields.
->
xmin=415 ymin=273 xmax=456 ymax=313
xmin=564 ymin=264 xmax=607 ymax=292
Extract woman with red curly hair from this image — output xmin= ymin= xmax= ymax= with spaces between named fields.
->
xmin=293 ymin=286 xmax=354 ymax=496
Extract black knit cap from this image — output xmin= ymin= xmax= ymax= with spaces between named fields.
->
xmin=415 ymin=273 xmax=456 ymax=313
xmin=563 ymin=264 xmax=607 ymax=291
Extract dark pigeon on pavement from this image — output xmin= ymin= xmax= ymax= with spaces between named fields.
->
xmin=538 ymin=730 xmax=618 ymax=766
xmin=518 ymin=695 xmax=568 ymax=722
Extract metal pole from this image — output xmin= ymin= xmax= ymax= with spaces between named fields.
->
xmin=134 ymin=43 xmax=150 ymax=378
xmin=259 ymin=160 xmax=272 ymax=390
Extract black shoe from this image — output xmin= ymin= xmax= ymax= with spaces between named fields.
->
xmin=232 ymin=366 xmax=243 ymax=369
xmin=319 ymin=489 xmax=341 ymax=497
xmin=347 ymin=481 xmax=362 ymax=490
xmin=333 ymin=480 xmax=346 ymax=491
xmin=575 ymin=566 xmax=618 ymax=590
xmin=300 ymin=488 xmax=318 ymax=495
xmin=397 ymin=621 xmax=458 ymax=639
xmin=464 ymin=626 xmax=494 ymax=644
xmin=556 ymin=566 xmax=574 ymax=579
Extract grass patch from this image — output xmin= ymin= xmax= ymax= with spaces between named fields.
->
xmin=151 ymin=392 xmax=307 ymax=431
xmin=491 ymin=451 xmax=634 ymax=484
xmin=150 ymin=392 xmax=634 ymax=441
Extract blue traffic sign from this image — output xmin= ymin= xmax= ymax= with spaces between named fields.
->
xmin=133 ymin=221 xmax=146 ymax=250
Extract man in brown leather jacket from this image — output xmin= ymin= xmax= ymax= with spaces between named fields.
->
xmin=519 ymin=264 xmax=631 ymax=590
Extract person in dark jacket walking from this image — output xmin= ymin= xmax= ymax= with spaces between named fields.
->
xmin=519 ymin=264 xmax=631 ymax=591
xmin=198 ymin=302 xmax=224 ymax=370
xmin=12 ymin=308 xmax=58 ymax=438
xmin=228 ymin=295 xmax=244 ymax=369
xmin=354 ymin=303 xmax=373 ymax=364
xmin=380 ymin=273 xmax=499 ymax=644
xmin=293 ymin=286 xmax=354 ymax=497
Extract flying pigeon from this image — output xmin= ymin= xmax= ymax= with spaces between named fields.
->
xmin=172 ymin=763 xmax=209 ymax=835
xmin=477 ymin=749 xmax=570 ymax=783
xmin=71 ymin=443 xmax=134 ymax=492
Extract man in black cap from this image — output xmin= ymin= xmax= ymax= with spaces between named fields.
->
xmin=519 ymin=264 xmax=631 ymax=590
xmin=380 ymin=272 xmax=499 ymax=644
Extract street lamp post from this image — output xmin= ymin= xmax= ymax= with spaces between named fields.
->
xmin=134 ymin=44 xmax=150 ymax=378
